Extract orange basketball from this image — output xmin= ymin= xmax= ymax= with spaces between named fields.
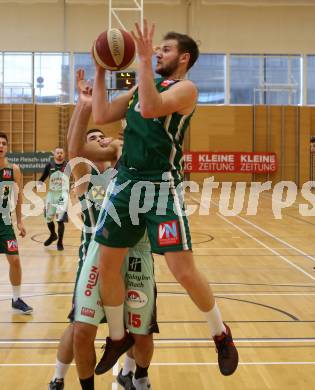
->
xmin=93 ymin=28 xmax=136 ymax=71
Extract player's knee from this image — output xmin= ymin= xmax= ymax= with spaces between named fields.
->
xmin=133 ymin=334 xmax=153 ymax=353
xmin=73 ymin=323 xmax=93 ymax=348
xmin=172 ymin=265 xmax=196 ymax=288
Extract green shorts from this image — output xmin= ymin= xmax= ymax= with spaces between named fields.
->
xmin=45 ymin=190 xmax=69 ymax=223
xmin=0 ymin=224 xmax=19 ymax=255
xmin=74 ymin=233 xmax=159 ymax=335
xmin=95 ymin=167 xmax=192 ymax=254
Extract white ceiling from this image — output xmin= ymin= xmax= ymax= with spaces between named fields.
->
xmin=0 ymin=0 xmax=315 ymax=4
xmin=0 ymin=0 xmax=181 ymax=3
xmin=0 ymin=1 xmax=180 ymax=3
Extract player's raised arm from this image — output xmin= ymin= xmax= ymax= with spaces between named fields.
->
xmin=131 ymin=19 xmax=197 ymax=118
xmin=92 ymin=66 xmax=134 ymax=125
xmin=68 ymin=69 xmax=121 ymax=165
xmin=67 ymin=70 xmax=93 ymax=159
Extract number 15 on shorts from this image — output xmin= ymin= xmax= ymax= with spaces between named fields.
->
xmin=128 ymin=312 xmax=141 ymax=328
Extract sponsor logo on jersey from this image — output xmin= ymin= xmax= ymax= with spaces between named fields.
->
xmin=134 ymin=102 xmax=141 ymax=112
xmin=91 ymin=185 xmax=106 ymax=201
xmin=81 ymin=307 xmax=95 ymax=318
xmin=3 ymin=169 xmax=12 ymax=179
xmin=126 ymin=289 xmax=148 ymax=309
xmin=128 ymin=257 xmax=142 ymax=273
xmin=2 ymin=185 xmax=10 ymax=198
xmin=161 ymin=79 xmax=176 ymax=87
xmin=158 ymin=220 xmax=180 ymax=246
xmin=6 ymin=239 xmax=18 ymax=252
xmin=84 ymin=265 xmax=99 ymax=296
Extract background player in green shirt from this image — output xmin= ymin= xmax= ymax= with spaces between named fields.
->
xmin=91 ymin=20 xmax=238 ymax=378
xmin=0 ymin=131 xmax=33 ymax=314
xmin=38 ymin=147 xmax=69 ymax=251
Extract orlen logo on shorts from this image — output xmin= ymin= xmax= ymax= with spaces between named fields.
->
xmin=126 ymin=290 xmax=148 ymax=309
xmin=81 ymin=307 xmax=95 ymax=318
xmin=85 ymin=265 xmax=99 ymax=296
xmin=158 ymin=220 xmax=180 ymax=246
xmin=6 ymin=240 xmax=18 ymax=252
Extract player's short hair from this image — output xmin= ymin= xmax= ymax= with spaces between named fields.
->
xmin=54 ymin=146 xmax=64 ymax=151
xmin=86 ymin=128 xmax=105 ymax=136
xmin=311 ymin=136 xmax=315 ymax=143
xmin=163 ymin=31 xmax=199 ymax=70
xmin=0 ymin=132 xmax=8 ymax=142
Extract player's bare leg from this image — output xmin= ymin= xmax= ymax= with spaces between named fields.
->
xmin=73 ymin=322 xmax=97 ymax=390
xmin=6 ymin=254 xmax=33 ymax=314
xmin=165 ymin=250 xmax=238 ymax=376
xmin=48 ymin=325 xmax=73 ymax=389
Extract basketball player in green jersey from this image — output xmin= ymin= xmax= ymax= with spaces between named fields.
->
xmin=49 ymin=69 xmax=158 ymax=390
xmin=91 ymin=20 xmax=238 ymax=377
xmin=0 ymin=132 xmax=33 ymax=314
xmin=38 ymin=147 xmax=69 ymax=251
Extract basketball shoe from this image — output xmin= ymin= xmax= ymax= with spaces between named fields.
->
xmin=213 ymin=323 xmax=238 ymax=376
xmin=48 ymin=378 xmax=64 ymax=390
xmin=95 ymin=332 xmax=134 ymax=375
xmin=117 ymin=369 xmax=135 ymax=390
xmin=132 ymin=376 xmax=151 ymax=390
xmin=12 ymin=298 xmax=33 ymax=314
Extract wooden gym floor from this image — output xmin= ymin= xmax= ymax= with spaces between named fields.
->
xmin=0 ymin=188 xmax=315 ymax=389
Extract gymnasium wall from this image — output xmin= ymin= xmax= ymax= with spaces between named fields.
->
xmin=189 ymin=105 xmax=313 ymax=186
xmin=1 ymin=103 xmax=313 ymax=186
xmin=0 ymin=1 xmax=314 ymax=54
xmin=34 ymin=104 xmax=312 ymax=186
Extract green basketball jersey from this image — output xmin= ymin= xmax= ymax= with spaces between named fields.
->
xmin=121 ymin=78 xmax=194 ymax=182
xmin=0 ymin=165 xmax=14 ymax=226
xmin=78 ymin=167 xmax=113 ymax=262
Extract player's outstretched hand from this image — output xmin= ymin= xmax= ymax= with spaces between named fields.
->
xmin=131 ymin=19 xmax=155 ymax=62
xmin=76 ymin=69 xmax=92 ymax=103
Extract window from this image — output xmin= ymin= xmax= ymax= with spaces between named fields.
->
xmin=0 ymin=51 xmax=308 ymax=105
xmin=230 ymin=54 xmax=301 ymax=105
xmin=230 ymin=55 xmax=261 ymax=104
xmin=307 ymin=55 xmax=315 ymax=105
xmin=0 ymin=53 xmax=3 ymax=97
xmin=188 ymin=54 xmax=225 ymax=104
xmin=264 ymin=56 xmax=301 ymax=105
xmin=34 ymin=53 xmax=70 ymax=103
xmin=2 ymin=52 xmax=33 ymax=103
xmin=73 ymin=53 xmax=95 ymax=102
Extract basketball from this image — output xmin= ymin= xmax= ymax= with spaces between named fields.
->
xmin=93 ymin=28 xmax=136 ymax=71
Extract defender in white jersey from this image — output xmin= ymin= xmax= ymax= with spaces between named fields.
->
xmin=38 ymin=147 xmax=69 ymax=251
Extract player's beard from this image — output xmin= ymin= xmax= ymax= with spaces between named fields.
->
xmin=156 ymin=56 xmax=180 ymax=78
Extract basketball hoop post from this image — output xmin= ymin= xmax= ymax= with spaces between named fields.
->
xmin=109 ymin=0 xmax=144 ymax=31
